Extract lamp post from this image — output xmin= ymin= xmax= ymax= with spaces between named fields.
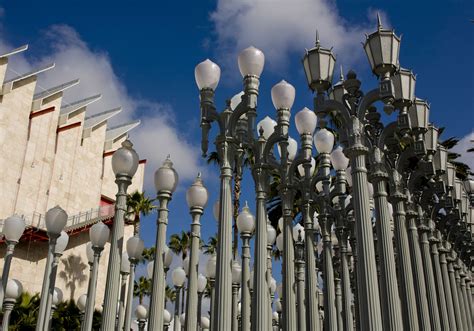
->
xmin=197 ymin=274 xmax=207 ymax=330
xmin=102 ymin=140 xmax=139 ymax=331
xmin=205 ymin=254 xmax=216 ymax=331
xmin=124 ymin=235 xmax=145 ymax=331
xmin=231 ymin=260 xmax=242 ymax=331
xmin=118 ymin=252 xmax=130 ymax=330
xmin=172 ymin=267 xmax=186 ymax=331
xmin=136 ymin=304 xmax=148 ymax=331
xmin=293 ymin=224 xmax=306 ymax=331
xmin=77 ymin=294 xmax=87 ymax=326
xmin=45 ymin=230 xmax=69 ymax=331
xmin=83 ymin=222 xmax=109 ymax=331
xmin=36 ymin=205 xmax=68 ymax=331
xmin=237 ymin=201 xmax=255 ymax=331
xmin=50 ymin=287 xmax=63 ymax=327
xmin=185 ymin=173 xmax=208 ymax=331
xmin=2 ymin=279 xmax=22 ymax=330
xmin=148 ymin=156 xmax=178 ymax=331
xmin=0 ymin=214 xmax=25 ymax=306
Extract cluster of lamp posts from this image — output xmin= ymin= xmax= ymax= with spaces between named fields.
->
xmin=0 ymin=15 xmax=473 ymax=331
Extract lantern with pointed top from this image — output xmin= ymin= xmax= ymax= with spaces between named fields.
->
xmin=391 ymin=68 xmax=416 ymax=108
xmin=112 ymin=140 xmax=139 ymax=177
xmin=328 ymin=66 xmax=347 ymax=103
xmin=186 ymin=173 xmax=209 ymax=209
xmin=302 ymin=31 xmax=336 ymax=92
xmin=154 ymin=155 xmax=179 ymax=193
xmin=363 ymin=13 xmax=401 ymax=78
xmin=434 ymin=146 xmax=447 ymax=174
xmin=424 ymin=125 xmax=439 ymax=154
xmin=408 ymin=98 xmax=429 ymax=131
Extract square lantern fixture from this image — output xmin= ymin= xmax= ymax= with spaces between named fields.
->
xmin=302 ymin=39 xmax=336 ymax=92
xmin=328 ymin=80 xmax=347 ymax=103
xmin=408 ymin=98 xmax=429 ymax=130
xmin=443 ymin=163 xmax=455 ymax=188
xmin=454 ymin=180 xmax=462 ymax=202
xmin=461 ymin=195 xmax=468 ymax=215
xmin=424 ymin=125 xmax=439 ymax=154
xmin=391 ymin=68 xmax=416 ymax=108
xmin=434 ymin=146 xmax=447 ymax=174
xmin=363 ymin=22 xmax=401 ymax=78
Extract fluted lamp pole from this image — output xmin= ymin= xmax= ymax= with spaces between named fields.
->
xmin=231 ymin=260 xmax=242 ymax=331
xmin=293 ymin=224 xmax=306 ymax=331
xmin=82 ymin=222 xmax=109 ymax=331
xmin=124 ymin=235 xmax=145 ymax=331
xmin=2 ymin=279 xmax=22 ymax=330
xmin=148 ymin=156 xmax=178 ymax=331
xmin=36 ymin=205 xmax=68 ymax=331
xmin=172 ymin=267 xmax=186 ymax=331
xmin=102 ymin=140 xmax=139 ymax=331
xmin=197 ymin=274 xmax=207 ymax=330
xmin=185 ymin=173 xmax=208 ymax=331
xmin=118 ymin=252 xmax=131 ymax=330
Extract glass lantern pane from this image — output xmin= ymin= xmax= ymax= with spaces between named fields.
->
xmin=380 ymin=33 xmax=394 ymax=65
xmin=409 ymin=74 xmax=416 ymax=102
xmin=392 ymin=74 xmax=402 ymax=100
xmin=310 ymin=52 xmax=321 ymax=81
xmin=364 ymin=42 xmax=375 ymax=70
xmin=303 ymin=56 xmax=312 ymax=86
xmin=328 ymin=55 xmax=335 ymax=83
xmin=401 ymin=73 xmax=410 ymax=101
xmin=408 ymin=105 xmax=419 ymax=128
xmin=391 ymin=37 xmax=400 ymax=68
xmin=319 ymin=53 xmax=329 ymax=82
xmin=369 ymin=36 xmax=383 ymax=67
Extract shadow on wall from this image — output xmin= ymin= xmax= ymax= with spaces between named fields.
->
xmin=58 ymin=254 xmax=88 ymax=301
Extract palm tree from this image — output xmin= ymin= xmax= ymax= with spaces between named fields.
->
xmin=203 ymin=235 xmax=218 ymax=255
xmin=140 ymin=246 xmax=156 ymax=265
xmin=134 ymin=276 xmax=151 ymax=305
xmin=165 ymin=284 xmax=176 ymax=306
xmin=438 ymin=127 xmax=472 ymax=180
xmin=126 ymin=190 xmax=158 ymax=235
xmin=9 ymin=292 xmax=40 ymax=330
xmin=169 ymin=231 xmax=191 ymax=260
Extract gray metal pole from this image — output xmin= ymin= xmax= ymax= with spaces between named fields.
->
xmin=185 ymin=208 xmax=203 ymax=331
xmin=45 ymin=252 xmax=62 ymax=331
xmin=417 ymin=215 xmax=441 ymax=330
xmin=148 ymin=191 xmax=171 ymax=331
xmin=389 ymin=190 xmax=419 ymax=330
xmin=335 ymin=278 xmax=343 ymax=331
xmin=209 ymin=278 xmax=215 ymax=331
xmin=446 ymin=251 xmax=463 ymax=330
xmin=36 ymin=234 xmax=58 ymax=331
xmin=295 ymin=238 xmax=306 ymax=331
xmin=369 ymin=153 xmax=403 ymax=331
xmin=346 ymin=121 xmax=382 ymax=330
xmin=83 ymin=247 xmax=102 ymax=331
xmin=0 ymin=241 xmax=16 ymax=306
xmin=1 ymin=298 xmax=15 ymax=330
xmin=240 ymin=234 xmax=251 ymax=331
xmin=124 ymin=259 xmax=137 ymax=331
xmin=454 ymin=261 xmax=468 ymax=330
xmin=102 ymin=176 xmax=131 ymax=331
xmin=428 ymin=232 xmax=450 ymax=330
xmin=460 ymin=268 xmax=473 ymax=330
xmin=405 ymin=205 xmax=431 ymax=330
xmin=232 ymin=283 xmax=239 ymax=331
xmin=118 ymin=271 xmax=129 ymax=330
xmin=174 ymin=286 xmax=182 ymax=331
xmin=438 ymin=240 xmax=457 ymax=329
xmin=338 ymin=236 xmax=354 ymax=331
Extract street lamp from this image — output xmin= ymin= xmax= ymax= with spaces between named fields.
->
xmin=135 ymin=304 xmax=148 ymax=331
xmin=118 ymin=252 xmax=131 ymax=330
xmin=205 ymin=254 xmax=217 ymax=330
xmin=293 ymin=224 xmax=306 ymax=331
xmin=172 ymin=267 xmax=186 ymax=331
xmin=197 ymin=273 xmax=207 ymax=330
xmin=83 ymin=221 xmax=109 ymax=331
xmin=124 ymin=235 xmax=145 ymax=331
xmin=77 ymin=294 xmax=87 ymax=325
xmin=36 ymin=205 xmax=68 ymax=331
xmin=2 ymin=279 xmax=22 ymax=330
xmin=185 ymin=173 xmax=208 ymax=331
xmin=163 ymin=309 xmax=172 ymax=331
xmin=102 ymin=140 xmax=139 ymax=331
xmin=231 ymin=260 xmax=242 ymax=331
xmin=149 ymin=156 xmax=178 ymax=331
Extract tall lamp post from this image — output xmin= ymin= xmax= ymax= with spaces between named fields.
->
xmin=172 ymin=267 xmax=186 ymax=331
xmin=148 ymin=156 xmax=178 ymax=331
xmin=2 ymin=279 xmax=22 ymax=330
xmin=36 ymin=205 xmax=68 ymax=331
xmin=124 ymin=235 xmax=145 ymax=331
xmin=197 ymin=273 xmax=207 ymax=330
xmin=102 ymin=140 xmax=139 ymax=331
xmin=83 ymin=222 xmax=109 ymax=331
xmin=185 ymin=173 xmax=208 ymax=331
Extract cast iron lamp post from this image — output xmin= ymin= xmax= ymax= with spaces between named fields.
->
xmin=83 ymin=221 xmax=109 ymax=331
xmin=102 ymin=140 xmax=139 ymax=331
xmin=185 ymin=173 xmax=208 ymax=331
xmin=293 ymin=224 xmax=306 ymax=331
xmin=2 ymin=279 xmax=22 ymax=330
xmin=36 ymin=205 xmax=68 ymax=331
xmin=148 ymin=156 xmax=178 ymax=331
xmin=124 ymin=235 xmax=145 ymax=331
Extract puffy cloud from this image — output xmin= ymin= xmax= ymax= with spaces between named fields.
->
xmin=211 ymin=0 xmax=385 ymax=72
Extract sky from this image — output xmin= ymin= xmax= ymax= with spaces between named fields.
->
xmin=0 ymin=0 xmax=472 ymax=314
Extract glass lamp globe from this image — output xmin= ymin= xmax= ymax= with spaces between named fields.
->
xmin=330 ymin=146 xmax=349 ymax=170
xmin=77 ymin=294 xmax=87 ymax=312
xmin=121 ymin=252 xmax=130 ymax=273
xmin=213 ymin=200 xmax=220 ymax=222
xmin=111 ymin=140 xmax=139 ymax=177
xmin=297 ymin=157 xmax=316 ymax=177
xmin=238 ymin=46 xmax=265 ymax=77
xmin=180 ymin=313 xmax=186 ymax=325
xmin=135 ymin=304 xmax=148 ymax=320
xmin=314 ymin=128 xmax=334 ymax=154
xmin=163 ymin=309 xmax=172 ymax=324
xmin=271 ymin=80 xmax=296 ymax=110
xmin=45 ymin=206 xmax=68 ymax=235
xmin=231 ymin=260 xmax=242 ymax=284
xmin=54 ymin=231 xmax=69 ymax=254
xmin=387 ymin=202 xmax=394 ymax=218
xmin=302 ymin=36 xmax=336 ymax=92
xmin=164 ymin=245 xmax=174 ymax=269
xmin=205 ymin=254 xmax=217 ymax=279
xmin=237 ymin=201 xmax=255 ymax=234
xmin=126 ymin=236 xmax=145 ymax=260
xmin=172 ymin=267 xmax=186 ymax=287
xmin=277 ymin=137 xmax=298 ymax=161
xmin=315 ymin=180 xmax=323 ymax=193
xmin=5 ymin=279 xmax=22 ymax=299
xmin=267 ymin=224 xmax=277 ymax=245
xmin=198 ymin=273 xmax=208 ymax=293
xmin=278 ymin=217 xmax=283 ymax=232
xmin=201 ymin=316 xmax=210 ymax=330
xmin=89 ymin=222 xmax=110 ymax=248
xmin=368 ymin=183 xmax=374 ymax=198
xmin=86 ymin=242 xmax=94 ymax=264
xmin=269 ymin=277 xmax=277 ymax=295
xmin=154 ymin=156 xmax=179 ymax=193
xmin=276 ymin=233 xmax=283 ymax=251
xmin=186 ymin=173 xmax=209 ymax=209
xmin=257 ymin=116 xmax=277 ymax=140
xmin=194 ymin=59 xmax=221 ymax=90
xmin=147 ymin=261 xmax=154 ymax=279
xmin=463 ymin=179 xmax=474 ymax=194
xmin=293 ymin=224 xmax=305 ymax=242
xmin=182 ymin=256 xmax=190 ymax=275
xmin=273 ymin=311 xmax=279 ymax=322
xmin=275 ymin=300 xmax=282 ymax=313
xmin=295 ymin=107 xmax=317 ymax=135
xmin=52 ymin=287 xmax=63 ymax=305
xmin=345 ymin=167 xmax=352 ymax=187
xmin=3 ymin=215 xmax=25 ymax=242
xmin=230 ymin=91 xmax=244 ymax=111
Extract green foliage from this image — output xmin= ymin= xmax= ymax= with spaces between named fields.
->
xmin=169 ymin=231 xmax=191 ymax=260
xmin=203 ymin=235 xmax=218 ymax=255
xmin=134 ymin=276 xmax=151 ymax=305
xmin=126 ymin=190 xmax=158 ymax=235
xmin=9 ymin=292 xmax=40 ymax=330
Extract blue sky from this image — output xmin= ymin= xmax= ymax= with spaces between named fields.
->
xmin=0 ymin=0 xmax=472 ymax=293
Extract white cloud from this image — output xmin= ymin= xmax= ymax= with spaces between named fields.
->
xmin=451 ymin=131 xmax=474 ymax=173
xmin=211 ymin=0 xmax=385 ymax=73
xmin=0 ymin=24 xmax=203 ymax=191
